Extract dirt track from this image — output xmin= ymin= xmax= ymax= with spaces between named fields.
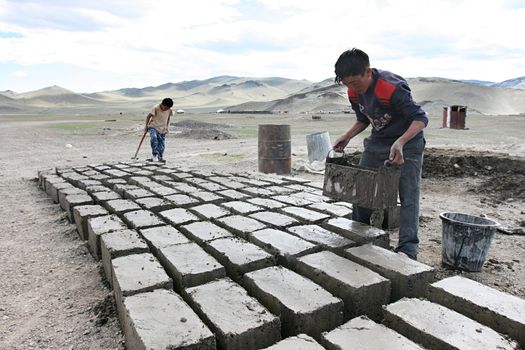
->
xmin=0 ymin=114 xmax=524 ymax=349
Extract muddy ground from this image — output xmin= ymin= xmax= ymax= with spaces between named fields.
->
xmin=0 ymin=114 xmax=524 ymax=349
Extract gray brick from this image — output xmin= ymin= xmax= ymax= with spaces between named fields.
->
xmin=123 ymin=187 xmax=155 ymax=200
xmin=324 ymin=217 xmax=389 ymax=248
xmin=221 ymin=200 xmax=263 ymax=214
xmin=87 ymin=214 xmax=127 ymax=260
xmin=186 ymin=278 xmax=281 ymax=350
xmin=308 ymin=202 xmax=352 ymax=217
xmin=216 ymin=215 xmax=266 ymax=239
xmin=281 ymin=206 xmax=330 ymax=223
xmin=218 ymin=189 xmax=250 ymax=200
xmin=190 ymin=203 xmax=231 ymax=219
xmin=123 ymin=209 xmax=164 ymax=229
xmin=262 ymin=334 xmax=324 ymax=350
xmin=180 ymin=221 xmax=234 ymax=244
xmin=287 ymin=225 xmax=356 ymax=252
xmin=104 ymin=199 xmax=141 ymax=215
xmin=47 ymin=181 xmax=73 ymax=203
xmin=112 ymin=253 xmax=172 ymax=317
xmin=140 ymin=225 xmax=191 ymax=256
xmin=344 ymin=244 xmax=434 ymax=301
xmin=76 ymin=179 xmax=102 ymax=190
xmin=158 ymin=242 xmax=226 ymax=291
xmin=429 ymin=276 xmax=525 ymax=347
xmin=84 ymin=185 xmax=111 ymax=194
xmin=58 ymin=187 xmax=87 ymax=210
xmin=165 ymin=193 xmax=199 ymax=207
xmin=249 ymin=211 xmax=299 ymax=228
xmin=63 ymin=194 xmax=94 ymax=222
xmin=321 ymin=315 xmax=425 ymax=350
xmin=273 ymin=195 xmax=311 ymax=206
xmin=100 ymin=229 xmax=149 ymax=286
xmin=159 ymin=208 xmax=199 ymax=226
xmin=244 ymin=266 xmax=343 ymax=339
xmin=294 ymin=251 xmax=390 ymax=320
xmin=249 ymin=228 xmax=318 ymax=265
xmin=191 ymin=191 xmax=224 ymax=203
xmin=205 ymin=237 xmax=276 ymax=282
xmin=121 ymin=289 xmax=216 ymax=350
xmin=73 ymin=204 xmax=109 ymax=240
xmin=247 ymin=198 xmax=286 ymax=209
xmin=384 ymin=298 xmax=519 ymax=350
xmin=241 ymin=187 xmax=275 ymax=197
xmin=91 ymin=190 xmax=121 ymax=204
xmin=134 ymin=196 xmax=176 ymax=212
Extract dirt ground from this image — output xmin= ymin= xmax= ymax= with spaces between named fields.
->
xmin=0 ymin=112 xmax=524 ymax=349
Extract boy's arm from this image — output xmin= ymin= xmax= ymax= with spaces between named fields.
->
xmin=166 ymin=111 xmax=172 ymax=133
xmin=144 ymin=113 xmax=153 ymax=131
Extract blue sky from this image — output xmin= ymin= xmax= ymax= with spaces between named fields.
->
xmin=1 ymin=0 xmax=524 ymax=93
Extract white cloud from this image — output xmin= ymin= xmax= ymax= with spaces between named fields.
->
xmin=0 ymin=0 xmax=523 ymax=92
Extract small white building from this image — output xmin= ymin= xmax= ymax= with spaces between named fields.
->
xmin=176 ymin=109 xmax=185 ymax=114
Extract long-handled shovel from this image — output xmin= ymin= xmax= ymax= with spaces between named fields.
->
xmin=132 ymin=129 xmax=148 ymax=159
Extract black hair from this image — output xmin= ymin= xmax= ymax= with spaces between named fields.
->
xmin=162 ymin=98 xmax=174 ymax=108
xmin=334 ymin=48 xmax=370 ymax=84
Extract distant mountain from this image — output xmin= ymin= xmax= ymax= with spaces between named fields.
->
xmin=457 ymin=79 xmax=494 ymax=86
xmin=227 ymin=76 xmax=525 ymax=115
xmin=491 ymin=76 xmax=525 ymax=90
xmin=3 ymin=75 xmax=525 ymax=114
xmin=11 ymin=85 xmax=99 ymax=107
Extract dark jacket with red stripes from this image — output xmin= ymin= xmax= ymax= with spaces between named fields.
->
xmin=347 ymin=68 xmax=428 ymax=146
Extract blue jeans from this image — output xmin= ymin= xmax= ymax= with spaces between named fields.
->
xmin=352 ymin=137 xmax=425 ymax=258
xmin=148 ymin=127 xmax=166 ymax=160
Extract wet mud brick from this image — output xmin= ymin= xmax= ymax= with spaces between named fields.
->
xmin=157 ymin=242 xmax=226 ymax=291
xmin=261 ymin=334 xmax=324 ymax=350
xmin=221 ymin=200 xmax=263 ymax=215
xmin=280 ymin=206 xmax=330 ymax=224
xmin=216 ymin=215 xmax=267 ymax=239
xmin=159 ymin=208 xmax=199 ymax=226
xmin=384 ymin=298 xmax=519 ymax=350
xmin=307 ymin=202 xmax=353 ymax=217
xmin=320 ymin=315 xmax=425 ymax=350
xmin=287 ymin=225 xmax=356 ymax=253
xmin=63 ymin=194 xmax=94 ymax=222
xmin=294 ymin=251 xmax=390 ymax=321
xmin=180 ymin=221 xmax=234 ymax=244
xmin=139 ymin=225 xmax=191 ymax=256
xmin=344 ymin=244 xmax=434 ymax=301
xmin=72 ymin=204 xmax=109 ymax=240
xmin=249 ymin=211 xmax=299 ymax=229
xmin=100 ymin=229 xmax=149 ymax=287
xmin=103 ymin=199 xmax=141 ymax=215
xmin=134 ymin=196 xmax=176 ymax=213
xmin=122 ymin=209 xmax=164 ymax=229
xmin=249 ymin=228 xmax=318 ymax=266
xmin=205 ymin=237 xmax=276 ymax=283
xmin=122 ymin=187 xmax=156 ymax=200
xmin=428 ymin=276 xmax=525 ymax=347
xmin=190 ymin=203 xmax=231 ymax=220
xmin=91 ymin=190 xmax=121 ymax=205
xmin=191 ymin=190 xmax=224 ymax=203
xmin=186 ymin=278 xmax=281 ymax=350
xmin=243 ymin=266 xmax=344 ymax=339
xmin=121 ymin=289 xmax=216 ymax=350
xmin=247 ymin=198 xmax=286 ymax=209
xmin=46 ymin=180 xmax=74 ymax=203
xmin=112 ymin=253 xmax=172 ymax=321
xmin=58 ymin=187 xmax=87 ymax=210
xmin=86 ymin=214 xmax=127 ymax=260
xmin=324 ymin=217 xmax=389 ymax=248
xmin=164 ymin=193 xmax=200 ymax=208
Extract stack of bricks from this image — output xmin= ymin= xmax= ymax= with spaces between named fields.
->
xmin=38 ymin=162 xmax=524 ymax=350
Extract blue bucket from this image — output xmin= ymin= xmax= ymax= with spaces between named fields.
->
xmin=440 ymin=212 xmax=499 ymax=272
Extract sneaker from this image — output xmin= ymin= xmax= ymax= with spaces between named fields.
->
xmin=159 ymin=159 xmax=166 ymax=163
xmin=152 ymin=155 xmax=159 ymax=162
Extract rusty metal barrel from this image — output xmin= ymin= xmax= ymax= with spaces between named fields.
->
xmin=258 ymin=124 xmax=291 ymax=174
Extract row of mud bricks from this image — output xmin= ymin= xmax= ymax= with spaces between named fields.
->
xmin=38 ymin=161 xmax=524 ymax=350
